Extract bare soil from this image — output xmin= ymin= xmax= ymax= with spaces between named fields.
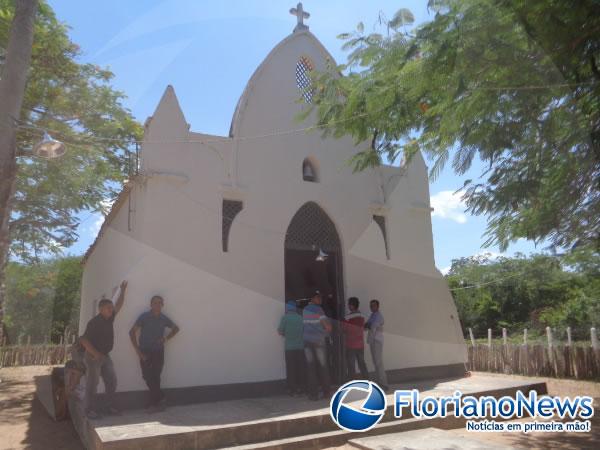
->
xmin=0 ymin=367 xmax=598 ymax=450
xmin=0 ymin=366 xmax=82 ymax=450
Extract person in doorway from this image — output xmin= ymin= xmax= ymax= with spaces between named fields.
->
xmin=302 ymin=291 xmax=332 ymax=400
xmin=277 ymin=300 xmax=305 ymax=396
xmin=365 ymin=299 xmax=389 ymax=390
xmin=129 ymin=295 xmax=180 ymax=412
xmin=79 ymin=280 xmax=128 ymax=418
xmin=343 ymin=297 xmax=369 ymax=381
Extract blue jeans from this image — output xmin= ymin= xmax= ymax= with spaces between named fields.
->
xmin=304 ymin=342 xmax=330 ymax=397
xmin=84 ymin=352 xmax=117 ymax=412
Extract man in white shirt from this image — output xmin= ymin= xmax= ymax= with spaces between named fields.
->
xmin=365 ymin=299 xmax=388 ymax=390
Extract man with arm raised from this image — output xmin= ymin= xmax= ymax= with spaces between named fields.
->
xmin=79 ymin=280 xmax=128 ymax=418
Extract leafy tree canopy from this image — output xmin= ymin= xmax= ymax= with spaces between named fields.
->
xmin=0 ymin=1 xmax=141 ymax=262
xmin=446 ymin=250 xmax=600 ymax=340
xmin=307 ymin=0 xmax=600 ymax=252
xmin=4 ymin=255 xmax=82 ymax=343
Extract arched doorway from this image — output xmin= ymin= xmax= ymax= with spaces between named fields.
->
xmin=284 ymin=202 xmax=344 ymax=383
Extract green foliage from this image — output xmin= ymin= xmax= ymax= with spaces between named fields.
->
xmin=4 ymin=256 xmax=81 ymax=343
xmin=49 ymin=256 xmax=82 ymax=342
xmin=447 ymin=251 xmax=600 ymax=339
xmin=0 ymin=1 xmax=142 ymax=261
xmin=307 ymin=0 xmax=600 ymax=252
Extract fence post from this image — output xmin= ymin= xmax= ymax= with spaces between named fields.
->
xmin=502 ymin=328 xmax=508 ymax=346
xmin=469 ymin=328 xmax=475 ymax=346
xmin=546 ymin=326 xmax=553 ymax=347
xmin=591 ymin=328 xmax=599 ymax=350
xmin=566 ymin=327 xmax=572 ymax=346
xmin=523 ymin=328 xmax=528 ymax=346
xmin=488 ymin=328 xmax=492 ymax=347
xmin=26 ymin=335 xmax=31 ymax=346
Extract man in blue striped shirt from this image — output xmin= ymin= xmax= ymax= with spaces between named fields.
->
xmin=302 ymin=291 xmax=332 ymax=400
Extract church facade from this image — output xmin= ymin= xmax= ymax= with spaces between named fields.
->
xmin=80 ymin=8 xmax=467 ymax=399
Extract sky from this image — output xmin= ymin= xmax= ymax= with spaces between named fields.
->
xmin=48 ymin=0 xmax=541 ymax=271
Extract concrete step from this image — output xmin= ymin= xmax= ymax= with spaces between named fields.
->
xmin=347 ymin=427 xmax=513 ymax=450
xmin=215 ymin=415 xmax=468 ymax=450
xmin=89 ymin=376 xmax=548 ymax=450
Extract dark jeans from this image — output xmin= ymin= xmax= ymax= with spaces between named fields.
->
xmin=304 ymin=342 xmax=330 ymax=397
xmin=346 ymin=347 xmax=369 ymax=381
xmin=284 ymin=349 xmax=305 ymax=393
xmin=84 ymin=352 xmax=117 ymax=413
xmin=140 ymin=348 xmax=165 ymax=406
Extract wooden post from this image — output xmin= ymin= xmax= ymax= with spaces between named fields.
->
xmin=523 ymin=328 xmax=528 ymax=346
xmin=488 ymin=328 xmax=492 ymax=347
xmin=502 ymin=328 xmax=508 ymax=346
xmin=591 ymin=327 xmax=599 ymax=350
xmin=468 ymin=328 xmax=475 ymax=347
xmin=546 ymin=326 xmax=553 ymax=347
xmin=566 ymin=327 xmax=572 ymax=346
xmin=27 ymin=335 xmax=31 ymax=346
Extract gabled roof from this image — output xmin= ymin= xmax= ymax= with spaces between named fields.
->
xmin=228 ymin=29 xmax=337 ymax=138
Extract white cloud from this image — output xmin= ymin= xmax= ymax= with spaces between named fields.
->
xmin=87 ymin=198 xmax=115 ymax=236
xmin=440 ymin=266 xmax=451 ymax=275
xmin=430 ymin=190 xmax=468 ymax=224
xmin=90 ymin=214 xmax=105 ymax=235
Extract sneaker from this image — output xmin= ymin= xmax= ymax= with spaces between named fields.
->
xmin=86 ymin=410 xmax=103 ymax=420
xmin=105 ymin=406 xmax=122 ymax=416
xmin=146 ymin=405 xmax=160 ymax=414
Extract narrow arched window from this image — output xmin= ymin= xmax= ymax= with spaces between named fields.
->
xmin=302 ymin=158 xmax=318 ymax=182
xmin=296 ymin=56 xmax=314 ymax=103
xmin=222 ymin=199 xmax=243 ymax=252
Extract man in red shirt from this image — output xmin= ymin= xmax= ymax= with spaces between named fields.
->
xmin=343 ymin=297 xmax=369 ymax=380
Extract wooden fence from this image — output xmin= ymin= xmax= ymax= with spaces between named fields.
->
xmin=466 ymin=326 xmax=600 ymax=380
xmin=0 ymin=336 xmax=75 ymax=368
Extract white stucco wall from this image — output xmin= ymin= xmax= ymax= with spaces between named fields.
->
xmin=81 ymin=29 xmax=466 ymax=393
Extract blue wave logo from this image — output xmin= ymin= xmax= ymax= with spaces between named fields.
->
xmin=330 ymin=380 xmax=387 ymax=431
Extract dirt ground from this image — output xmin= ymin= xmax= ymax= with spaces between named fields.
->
xmin=0 ymin=366 xmax=82 ymax=450
xmin=0 ymin=367 xmax=598 ymax=450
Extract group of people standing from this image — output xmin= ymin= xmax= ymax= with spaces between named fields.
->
xmin=278 ymin=291 xmax=388 ymax=401
xmin=66 ymin=283 xmax=387 ymax=418
xmin=69 ymin=280 xmax=180 ymax=418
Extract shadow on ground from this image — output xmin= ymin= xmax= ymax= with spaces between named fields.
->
xmin=0 ymin=366 xmax=82 ymax=450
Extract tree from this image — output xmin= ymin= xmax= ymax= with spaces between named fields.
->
xmin=3 ymin=256 xmax=82 ymax=343
xmin=50 ymin=255 xmax=82 ymax=342
xmin=0 ymin=1 xmax=142 ymax=338
xmin=446 ymin=252 xmax=600 ymax=338
xmin=0 ymin=0 xmax=38 ymax=345
xmin=307 ymin=0 xmax=600 ymax=252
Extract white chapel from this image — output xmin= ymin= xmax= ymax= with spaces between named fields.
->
xmin=79 ymin=4 xmax=467 ymax=400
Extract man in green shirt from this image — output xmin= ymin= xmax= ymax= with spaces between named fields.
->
xmin=278 ymin=300 xmax=304 ymax=396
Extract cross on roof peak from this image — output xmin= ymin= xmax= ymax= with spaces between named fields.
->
xmin=290 ymin=2 xmax=310 ymax=32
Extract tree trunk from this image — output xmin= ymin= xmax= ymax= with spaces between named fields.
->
xmin=0 ymin=0 xmax=38 ymax=345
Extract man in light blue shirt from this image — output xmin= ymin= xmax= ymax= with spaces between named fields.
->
xmin=365 ymin=299 xmax=388 ymax=390
xmin=302 ymin=291 xmax=332 ymax=400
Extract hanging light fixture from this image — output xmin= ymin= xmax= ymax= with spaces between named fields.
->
xmin=315 ymin=248 xmax=328 ymax=262
xmin=33 ymin=132 xmax=66 ymax=159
